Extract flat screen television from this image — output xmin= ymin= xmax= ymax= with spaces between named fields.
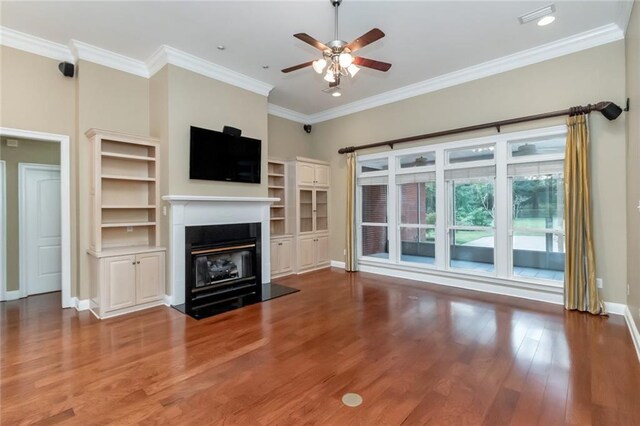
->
xmin=189 ymin=126 xmax=261 ymax=183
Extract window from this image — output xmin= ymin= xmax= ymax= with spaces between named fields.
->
xmin=360 ymin=184 xmax=389 ymax=259
xmin=355 ymin=125 xmax=566 ymax=287
xmin=510 ymin=163 xmax=565 ymax=281
xmin=446 ymin=167 xmax=496 ymax=273
xmin=398 ymin=174 xmax=436 ymax=265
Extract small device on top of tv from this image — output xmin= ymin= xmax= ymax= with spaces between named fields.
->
xmin=190 ymin=126 xmax=261 ymax=184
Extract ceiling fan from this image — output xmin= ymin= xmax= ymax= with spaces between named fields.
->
xmin=281 ymin=0 xmax=391 ymax=96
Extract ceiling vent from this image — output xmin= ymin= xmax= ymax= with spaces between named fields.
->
xmin=518 ymin=4 xmax=556 ymax=24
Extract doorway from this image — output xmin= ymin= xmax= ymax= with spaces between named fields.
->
xmin=0 ymin=128 xmax=71 ymax=308
xmin=19 ymin=163 xmax=62 ymax=296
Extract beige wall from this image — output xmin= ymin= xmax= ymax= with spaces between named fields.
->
xmin=267 ymin=115 xmax=314 ymax=159
xmin=0 ymin=46 xmax=79 ymax=296
xmin=0 ymin=138 xmax=60 ymax=291
xmin=164 ymin=65 xmax=268 ymax=198
xmin=626 ymin=1 xmax=640 ymax=328
xmin=76 ymin=61 xmax=150 ymax=299
xmin=311 ymin=41 xmax=628 ymax=304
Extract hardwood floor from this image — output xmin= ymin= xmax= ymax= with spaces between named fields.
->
xmin=1 ymin=268 xmax=639 ymax=425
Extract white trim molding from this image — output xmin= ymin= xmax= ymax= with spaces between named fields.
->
xmin=0 ymin=26 xmax=74 ymax=62
xmin=268 ymin=104 xmax=310 ymax=124
xmin=0 ymin=22 xmax=626 ymax=119
xmin=69 ymin=39 xmax=149 ymax=78
xmin=300 ymin=23 xmax=625 ymax=124
xmin=624 ymin=306 xmax=640 ymax=363
xmin=147 ymin=45 xmax=274 ymax=96
xmin=330 ymin=260 xmax=346 ymax=269
xmin=0 ymin=161 xmax=5 ymax=301
xmin=605 ymin=302 xmax=627 ymax=316
xmin=0 ymin=127 xmax=73 ymax=309
xmin=73 ymin=297 xmax=90 ymax=311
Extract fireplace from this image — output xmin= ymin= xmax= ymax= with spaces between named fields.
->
xmin=185 ymin=223 xmax=262 ymax=318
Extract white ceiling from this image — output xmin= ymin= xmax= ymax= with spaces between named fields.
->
xmin=0 ymin=1 xmax=632 ymax=115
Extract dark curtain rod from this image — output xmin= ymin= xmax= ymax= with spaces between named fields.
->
xmin=337 ymin=100 xmax=626 ymax=154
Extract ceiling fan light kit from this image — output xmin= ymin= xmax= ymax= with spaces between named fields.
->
xmin=282 ymin=0 xmax=391 ymax=95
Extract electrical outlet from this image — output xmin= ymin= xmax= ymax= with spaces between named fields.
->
xmin=596 ymin=278 xmax=603 ymax=289
xmin=126 ymin=226 xmax=133 ymax=232
xmin=343 ymin=248 xmax=346 ymax=256
xmin=163 ymin=206 xmax=167 ymax=216
xmin=628 ymin=284 xmax=631 ymax=296
xmin=6 ymin=139 xmax=18 ymax=147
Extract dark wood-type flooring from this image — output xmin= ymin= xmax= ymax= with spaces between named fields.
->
xmin=2 ymin=268 xmax=639 ymax=425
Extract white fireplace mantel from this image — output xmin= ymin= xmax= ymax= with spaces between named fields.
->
xmin=162 ymin=195 xmax=279 ymax=305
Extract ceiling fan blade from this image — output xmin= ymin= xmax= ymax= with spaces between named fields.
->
xmin=345 ymin=28 xmax=385 ymax=52
xmin=281 ymin=61 xmax=314 ymax=73
xmin=294 ymin=33 xmax=330 ymax=51
xmin=353 ymin=57 xmax=392 ymax=72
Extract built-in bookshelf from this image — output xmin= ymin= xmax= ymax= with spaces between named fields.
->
xmin=268 ymin=160 xmax=287 ymax=236
xmin=87 ymin=129 xmax=161 ymax=252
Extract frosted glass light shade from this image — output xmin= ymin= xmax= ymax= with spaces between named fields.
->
xmin=347 ymin=64 xmax=360 ymax=77
xmin=339 ymin=52 xmax=353 ymax=68
xmin=312 ymin=58 xmax=327 ymax=74
xmin=324 ymin=71 xmax=335 ymax=83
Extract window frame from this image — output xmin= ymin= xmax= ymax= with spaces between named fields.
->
xmin=397 ymin=177 xmax=438 ymax=268
xmin=355 ymin=125 xmax=567 ymax=288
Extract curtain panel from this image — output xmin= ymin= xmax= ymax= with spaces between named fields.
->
xmin=564 ymin=113 xmax=606 ymax=315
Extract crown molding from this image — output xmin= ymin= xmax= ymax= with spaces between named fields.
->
xmin=615 ymin=0 xmax=634 ymax=33
xmin=147 ymin=45 xmax=273 ymax=96
xmin=0 ymin=26 xmax=74 ymax=62
xmin=267 ymin=104 xmax=309 ymax=124
xmin=301 ymin=23 xmax=625 ymax=124
xmin=0 ymin=22 xmax=625 ymax=118
xmin=69 ymin=39 xmax=149 ymax=78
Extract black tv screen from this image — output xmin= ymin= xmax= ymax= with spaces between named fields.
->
xmin=189 ymin=126 xmax=261 ymax=183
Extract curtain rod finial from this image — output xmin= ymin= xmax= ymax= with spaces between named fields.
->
xmin=338 ymin=146 xmax=356 ymax=154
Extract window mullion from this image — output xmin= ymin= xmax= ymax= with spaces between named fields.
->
xmin=435 ymin=148 xmax=446 ymax=270
xmin=495 ymin=140 xmax=509 ymax=278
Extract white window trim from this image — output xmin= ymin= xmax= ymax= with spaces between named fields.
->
xmin=356 ymin=124 xmax=567 ymax=290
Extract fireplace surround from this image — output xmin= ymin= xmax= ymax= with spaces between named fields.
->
xmin=162 ymin=195 xmax=277 ymax=307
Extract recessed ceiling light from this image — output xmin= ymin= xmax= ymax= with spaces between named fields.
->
xmin=217 ymin=45 xmax=226 ymax=51
xmin=332 ymin=91 xmax=342 ymax=97
xmin=537 ymin=16 xmax=556 ymax=26
xmin=262 ymin=65 xmax=269 ymax=69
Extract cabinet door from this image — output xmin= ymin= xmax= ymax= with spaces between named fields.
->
xmin=314 ymin=165 xmax=330 ymax=187
xmin=136 ymin=252 xmax=165 ymax=304
xmin=315 ymin=235 xmax=330 ymax=267
xmin=270 ymin=240 xmax=280 ymax=274
xmin=297 ymin=163 xmax=315 ymax=186
xmin=299 ymin=189 xmax=314 ymax=233
xmin=314 ymin=189 xmax=329 ymax=232
xmin=104 ymin=255 xmax=136 ymax=312
xmin=298 ymin=237 xmax=316 ymax=271
xmin=279 ymin=238 xmax=294 ymax=274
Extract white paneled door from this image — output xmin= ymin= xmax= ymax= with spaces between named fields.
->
xmin=19 ymin=164 xmax=61 ymax=296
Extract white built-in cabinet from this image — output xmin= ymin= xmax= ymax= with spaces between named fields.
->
xmin=268 ymin=157 xmax=331 ymax=277
xmin=86 ymin=129 xmax=166 ymax=319
xmin=289 ymin=157 xmax=331 ymax=273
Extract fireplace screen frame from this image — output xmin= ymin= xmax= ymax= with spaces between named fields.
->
xmin=184 ymin=223 xmax=262 ymax=318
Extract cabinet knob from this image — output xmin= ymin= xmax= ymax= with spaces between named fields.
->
xmin=278 ymin=242 xmax=283 ymax=246
xmin=132 ymin=262 xmax=136 ymax=265
xmin=137 ymin=261 xmax=140 ymax=264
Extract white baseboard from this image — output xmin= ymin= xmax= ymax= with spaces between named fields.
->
xmin=73 ymin=297 xmax=90 ymax=311
xmin=0 ymin=290 xmax=22 ymax=301
xmin=605 ymin=302 xmax=627 ymax=316
xmin=163 ymin=294 xmax=171 ymax=306
xmin=330 ymin=260 xmax=346 ymax=269
xmin=624 ymin=306 xmax=640 ymax=363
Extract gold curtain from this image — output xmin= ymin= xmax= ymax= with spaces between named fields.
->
xmin=345 ymin=152 xmax=358 ymax=272
xmin=564 ymin=113 xmax=605 ymax=315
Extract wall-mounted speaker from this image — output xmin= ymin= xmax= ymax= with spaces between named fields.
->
xmin=222 ymin=126 xmax=242 ymax=137
xmin=303 ymin=124 xmax=312 ymax=134
xmin=58 ymin=62 xmax=75 ymax=77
